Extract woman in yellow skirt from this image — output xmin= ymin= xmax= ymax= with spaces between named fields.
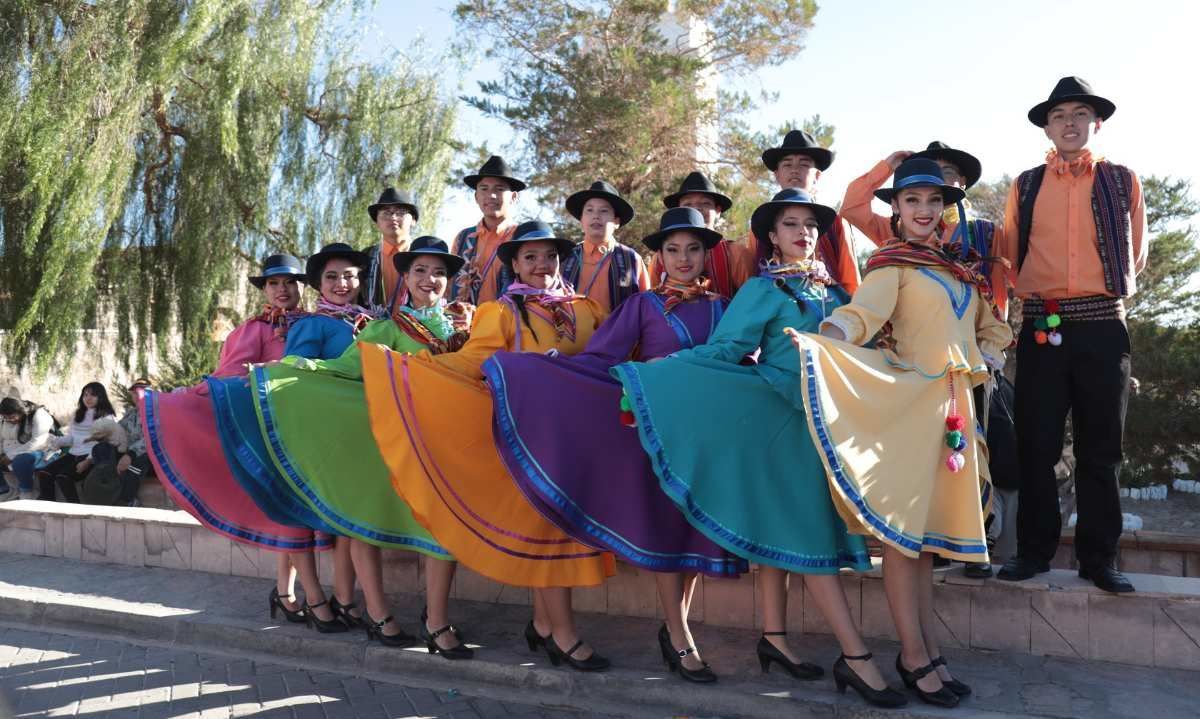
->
xmin=789 ymin=158 xmax=1012 ymax=708
xmin=360 ymin=220 xmax=616 ymax=671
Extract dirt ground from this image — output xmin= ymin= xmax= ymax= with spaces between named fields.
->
xmin=1123 ymin=488 xmax=1200 ymax=535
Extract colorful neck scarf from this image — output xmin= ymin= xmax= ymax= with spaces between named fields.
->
xmin=655 ymin=277 xmax=719 ymax=314
xmin=504 ymin=279 xmax=581 ymax=341
xmin=314 ymin=297 xmax=378 ymax=336
xmin=866 ymin=240 xmax=1001 ymax=324
xmin=759 ymin=258 xmax=834 ymax=287
xmin=391 ymin=303 xmax=454 ymax=354
xmin=256 ymin=304 xmax=305 ymax=339
xmin=1046 ymin=148 xmax=1098 ymax=176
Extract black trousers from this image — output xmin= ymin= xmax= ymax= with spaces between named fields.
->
xmin=38 ymin=453 xmax=87 ymax=502
xmin=1014 ymin=318 xmax=1130 ymax=568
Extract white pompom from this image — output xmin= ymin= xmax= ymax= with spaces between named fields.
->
xmin=1067 ymin=512 xmax=1078 ymax=528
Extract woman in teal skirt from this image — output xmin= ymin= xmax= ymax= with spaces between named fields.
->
xmin=252 ymin=237 xmax=473 ymax=659
xmin=613 ymin=189 xmax=906 ymax=708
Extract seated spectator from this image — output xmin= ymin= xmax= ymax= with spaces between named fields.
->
xmin=35 ymin=382 xmax=117 ymax=502
xmin=0 ymin=396 xmax=57 ymax=500
xmin=110 ymin=378 xmax=154 ymax=506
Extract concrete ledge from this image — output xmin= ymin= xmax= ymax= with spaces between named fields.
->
xmin=4 ymin=501 xmax=1200 ymax=671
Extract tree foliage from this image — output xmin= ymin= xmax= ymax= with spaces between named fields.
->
xmin=453 ymin=0 xmax=819 ymax=244
xmin=0 ymin=0 xmax=459 ymax=378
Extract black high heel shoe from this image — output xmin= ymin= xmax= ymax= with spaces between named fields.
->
xmin=422 ymin=606 xmax=464 ymax=641
xmin=545 ymin=636 xmax=610 ymax=672
xmin=268 ymin=588 xmax=307 ymax=623
xmin=756 ymin=631 xmax=822 ymax=680
xmin=304 ymin=599 xmax=349 ymax=634
xmin=421 ymin=620 xmax=474 ymax=660
xmin=895 ymin=654 xmax=959 ymax=708
xmin=364 ymin=613 xmax=414 ymax=647
xmin=657 ymin=625 xmax=715 ymax=683
xmin=930 ymin=656 xmax=971 ymax=697
xmin=523 ymin=620 xmax=549 ymax=652
xmin=331 ymin=597 xmax=365 ymax=629
xmin=832 ymin=653 xmax=908 ymax=708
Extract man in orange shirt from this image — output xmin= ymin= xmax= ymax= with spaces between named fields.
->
xmin=994 ymin=77 xmax=1146 ymax=594
xmin=561 ymin=180 xmax=648 ymax=310
xmin=450 ymin=156 xmax=524 ymax=304
xmin=648 ymin=171 xmax=754 ymax=299
xmin=361 ymin=187 xmax=419 ymax=313
xmin=750 ymin=130 xmax=861 ymax=293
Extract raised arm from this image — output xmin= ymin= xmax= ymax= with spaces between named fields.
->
xmin=841 ymin=155 xmax=909 ymax=247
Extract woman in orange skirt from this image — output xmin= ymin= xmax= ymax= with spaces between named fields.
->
xmin=361 ymin=220 xmax=616 ymax=671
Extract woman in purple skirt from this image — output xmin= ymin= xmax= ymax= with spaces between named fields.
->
xmin=483 ymin=207 xmax=747 ymax=684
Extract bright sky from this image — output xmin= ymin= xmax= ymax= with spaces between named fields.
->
xmin=360 ymin=0 xmax=1200 ymax=237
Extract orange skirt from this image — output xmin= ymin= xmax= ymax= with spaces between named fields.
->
xmin=360 ymin=343 xmax=614 ymax=587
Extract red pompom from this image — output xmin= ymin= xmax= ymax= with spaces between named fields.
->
xmin=619 ymin=410 xmax=637 ymax=427
xmin=944 ymin=415 xmax=966 ymax=431
xmin=1045 ymin=299 xmax=1060 ymax=314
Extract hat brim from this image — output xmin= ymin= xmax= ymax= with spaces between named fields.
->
xmin=750 ymin=198 xmax=838 ymax=248
xmin=1027 ymin=94 xmax=1116 ymax=127
xmin=497 ymin=237 xmax=576 ymax=266
xmin=662 ymin=189 xmax=733 ymax=213
xmin=911 ymin=148 xmax=982 ymax=189
xmin=392 ymin=250 xmax=466 ymax=276
xmin=643 ymin=225 xmax=723 ymax=252
xmin=305 ymin=248 xmax=371 ymax=288
xmin=367 ymin=202 xmax=419 ymax=223
xmin=248 ymin=272 xmax=305 ymax=289
xmin=761 ymin=147 xmax=835 ymax=172
xmin=463 ymin=174 xmax=528 ymax=192
xmin=565 ymin=190 xmax=635 ymax=226
xmin=873 ymin=184 xmax=967 ymax=205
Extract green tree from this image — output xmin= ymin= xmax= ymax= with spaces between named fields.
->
xmin=965 ymin=176 xmax=1011 ymax=225
xmin=453 ymin=0 xmax=820 ymax=245
xmin=1126 ymin=176 xmax=1200 ymax=322
xmin=0 ymin=0 xmax=459 ymax=379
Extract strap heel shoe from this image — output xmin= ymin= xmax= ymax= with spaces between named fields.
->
xmin=331 ymin=597 xmax=365 ymax=629
xmin=268 ymin=588 xmax=307 ymax=624
xmin=422 ymin=605 xmax=464 ymax=641
xmin=304 ymin=599 xmax=348 ymax=634
xmin=364 ymin=614 xmax=414 ymax=647
xmin=930 ymin=656 xmax=971 ymax=697
xmin=896 ymin=654 xmax=959 ymax=708
xmin=657 ymin=624 xmax=715 ymax=684
xmin=545 ymin=636 xmax=610 ymax=672
xmin=756 ymin=631 xmax=822 ymax=680
xmin=523 ymin=620 xmax=549 ymax=652
xmin=832 ymin=652 xmax=908 ymax=708
xmin=421 ymin=620 xmax=474 ymax=660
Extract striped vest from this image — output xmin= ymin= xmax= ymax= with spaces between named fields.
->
xmin=561 ymin=243 xmax=640 ymax=311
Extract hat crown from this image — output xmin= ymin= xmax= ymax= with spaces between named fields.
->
xmin=587 ymin=179 xmax=620 ymax=195
xmin=513 ymin=220 xmax=556 ymax=242
xmin=316 ymin=242 xmax=356 ymax=254
xmin=477 ymin=155 xmax=515 ymax=178
xmin=771 ymin=187 xmax=817 ymax=204
xmin=1049 ymin=75 xmax=1095 ymax=100
xmin=781 ymin=129 xmax=819 ymax=149
xmin=260 ymin=253 xmax=303 ymax=273
xmin=658 ymin=206 xmax=707 ymax=231
xmin=409 ymin=235 xmax=451 ymax=254
xmin=373 ymin=187 xmax=416 ymax=206
xmin=678 ymin=171 xmax=718 ymax=193
xmin=893 ymin=158 xmax=946 ymax=184
xmin=925 ymin=140 xmax=951 ymax=152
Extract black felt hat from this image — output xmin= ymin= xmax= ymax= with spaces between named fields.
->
xmin=642 ymin=207 xmax=723 ymax=252
xmin=496 ymin=221 xmax=576 ymax=266
xmin=392 ymin=235 xmax=466 ymax=276
xmin=761 ymin=129 xmax=834 ymax=172
xmin=873 ymin=158 xmax=966 ymax=205
xmin=463 ymin=155 xmax=528 ymax=192
xmin=750 ymin=188 xmax=838 ymax=244
xmin=663 ymin=171 xmax=733 ymax=212
xmin=305 ymin=243 xmax=371 ymax=288
xmin=1027 ymin=76 xmax=1115 ymax=127
xmin=565 ymin=180 xmax=635 ymax=226
xmin=367 ymin=187 xmax=419 ymax=223
xmin=248 ymin=254 xmax=305 ymax=289
xmin=912 ymin=141 xmax=982 ymax=189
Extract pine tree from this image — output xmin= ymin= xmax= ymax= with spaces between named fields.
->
xmin=0 ymin=1 xmax=458 ymax=378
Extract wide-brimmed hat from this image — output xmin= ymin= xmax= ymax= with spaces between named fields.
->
xmin=392 ymin=235 xmax=466 ymax=276
xmin=496 ymin=221 xmax=576 ymax=266
xmin=565 ymin=180 xmax=635 ymax=226
xmin=127 ymin=377 xmax=152 ymax=391
xmin=642 ymin=207 xmax=723 ymax=251
xmin=248 ymin=254 xmax=305 ymax=289
xmin=305 ymin=243 xmax=371 ymax=287
xmin=1027 ymin=76 xmax=1115 ymax=127
xmin=663 ymin=171 xmax=733 ymax=212
xmin=873 ymin=158 xmax=966 ymax=205
xmin=367 ymin=187 xmax=419 ymax=223
xmin=912 ymin=141 xmax=982 ymax=189
xmin=761 ymin=129 xmax=835 ymax=172
xmin=463 ymin=155 xmax=527 ymax=192
xmin=750 ymin=188 xmax=838 ymax=244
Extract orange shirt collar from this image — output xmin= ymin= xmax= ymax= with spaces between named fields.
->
xmin=1045 ymin=148 xmax=1100 ymax=176
xmin=476 ymin=218 xmax=517 ymax=243
xmin=582 ymin=238 xmax=616 ymax=260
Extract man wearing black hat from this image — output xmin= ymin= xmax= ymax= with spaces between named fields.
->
xmin=648 ymin=171 xmax=755 ymax=299
xmin=751 ymin=129 xmax=860 ymax=293
xmin=561 ymin=180 xmax=648 ymax=311
xmin=450 ymin=155 xmax=525 ymax=304
xmin=361 ymin=187 xmax=420 ymax=313
xmin=843 ymin=142 xmax=1009 ymax=315
xmin=994 ymin=77 xmax=1146 ymax=594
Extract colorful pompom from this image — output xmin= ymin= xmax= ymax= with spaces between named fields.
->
xmin=945 ymin=430 xmax=963 ymax=448
xmin=1045 ymin=299 xmax=1060 ymax=313
xmin=619 ymin=410 xmax=637 ymax=427
xmin=954 ymin=435 xmax=968 ymax=451
xmin=619 ymin=395 xmax=631 ymax=412
xmin=1033 ymin=317 xmax=1048 ymax=331
xmin=945 ymin=452 xmax=966 ymax=472
xmin=1034 ymin=330 xmax=1048 ymax=345
xmin=1048 ymin=331 xmax=1062 ymax=347
xmin=944 ymin=415 xmax=966 ymax=431
xmin=1046 ymin=314 xmax=1061 ymax=328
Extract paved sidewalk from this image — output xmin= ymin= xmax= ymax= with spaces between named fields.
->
xmin=0 ymin=626 xmax=620 ymax=719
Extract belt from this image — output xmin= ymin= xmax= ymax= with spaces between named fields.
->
xmin=1022 ymin=295 xmax=1125 ymax=322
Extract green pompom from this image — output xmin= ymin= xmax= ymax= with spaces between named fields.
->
xmin=1033 ymin=317 xmax=1049 ymax=331
xmin=945 ymin=430 xmax=963 ymax=448
xmin=619 ymin=395 xmax=631 ymax=412
xmin=1046 ymin=314 xmax=1061 ymax=328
